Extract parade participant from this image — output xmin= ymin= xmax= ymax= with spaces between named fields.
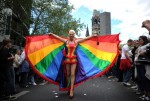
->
xmin=120 ymin=39 xmax=133 ymax=86
xmin=50 ymin=30 xmax=93 ymax=98
xmin=25 ymin=30 xmax=120 ymax=99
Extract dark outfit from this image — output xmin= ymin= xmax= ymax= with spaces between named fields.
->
xmin=0 ymin=47 xmax=15 ymax=96
xmin=131 ymin=46 xmax=138 ymax=81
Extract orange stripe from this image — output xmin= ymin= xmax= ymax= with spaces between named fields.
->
xmin=26 ymin=38 xmax=62 ymax=54
xmin=80 ymin=40 xmax=117 ymax=53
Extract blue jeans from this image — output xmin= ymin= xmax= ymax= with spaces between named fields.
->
xmin=123 ymin=68 xmax=132 ymax=83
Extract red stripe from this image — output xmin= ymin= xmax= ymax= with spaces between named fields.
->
xmin=83 ymin=34 xmax=120 ymax=43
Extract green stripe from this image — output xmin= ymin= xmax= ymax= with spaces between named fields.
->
xmin=79 ymin=45 xmax=111 ymax=70
xmin=35 ymin=44 xmax=64 ymax=74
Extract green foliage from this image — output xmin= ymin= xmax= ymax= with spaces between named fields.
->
xmin=31 ymin=0 xmax=85 ymax=36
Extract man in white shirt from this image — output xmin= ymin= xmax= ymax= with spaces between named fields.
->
xmin=120 ymin=39 xmax=133 ymax=86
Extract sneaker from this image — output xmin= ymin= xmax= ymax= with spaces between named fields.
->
xmin=139 ymin=95 xmax=146 ymax=99
xmin=140 ymin=96 xmax=150 ymax=101
xmin=145 ymin=96 xmax=150 ymax=101
xmin=123 ymin=82 xmax=131 ymax=86
xmin=131 ymin=85 xmax=138 ymax=89
xmin=28 ymin=82 xmax=32 ymax=85
xmin=1 ymin=95 xmax=17 ymax=101
xmin=32 ymin=82 xmax=37 ymax=86
xmin=9 ymin=96 xmax=17 ymax=100
xmin=135 ymin=91 xmax=142 ymax=95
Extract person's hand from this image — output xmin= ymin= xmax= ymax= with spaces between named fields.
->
xmin=48 ymin=33 xmax=52 ymax=35
xmin=139 ymin=50 xmax=146 ymax=55
xmin=8 ymin=56 xmax=15 ymax=60
xmin=92 ymin=34 xmax=98 ymax=36
xmin=128 ymin=57 xmax=132 ymax=63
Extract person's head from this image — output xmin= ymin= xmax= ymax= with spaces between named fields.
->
xmin=16 ymin=49 xmax=21 ymax=55
xmin=133 ymin=40 xmax=139 ymax=47
xmin=138 ymin=35 xmax=148 ymax=46
xmin=127 ymin=39 xmax=133 ymax=46
xmin=142 ymin=20 xmax=150 ymax=34
xmin=68 ymin=30 xmax=76 ymax=41
xmin=2 ymin=39 xmax=12 ymax=48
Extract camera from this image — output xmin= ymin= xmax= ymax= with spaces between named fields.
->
xmin=146 ymin=44 xmax=150 ymax=55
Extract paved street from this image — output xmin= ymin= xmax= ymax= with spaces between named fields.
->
xmin=14 ymin=76 xmax=141 ymax=101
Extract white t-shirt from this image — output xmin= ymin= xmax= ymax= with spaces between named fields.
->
xmin=13 ymin=54 xmax=21 ymax=68
xmin=121 ymin=44 xmax=130 ymax=59
xmin=19 ymin=51 xmax=25 ymax=65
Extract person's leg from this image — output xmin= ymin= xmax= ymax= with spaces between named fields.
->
xmin=118 ymin=69 xmax=123 ymax=82
xmin=70 ymin=64 xmax=77 ymax=97
xmin=0 ymin=71 xmax=5 ymax=97
xmin=66 ymin=64 xmax=71 ymax=87
xmin=4 ymin=68 xmax=12 ymax=96
xmin=123 ymin=69 xmax=132 ymax=83
xmin=21 ymin=72 xmax=28 ymax=88
xmin=10 ymin=67 xmax=16 ymax=93
xmin=28 ymin=69 xmax=36 ymax=85
xmin=14 ymin=68 xmax=19 ymax=84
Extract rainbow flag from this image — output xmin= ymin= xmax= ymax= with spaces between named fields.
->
xmin=25 ymin=34 xmax=120 ymax=90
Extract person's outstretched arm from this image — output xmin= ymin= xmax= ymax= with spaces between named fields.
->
xmin=49 ymin=33 xmax=66 ymax=43
xmin=77 ymin=35 xmax=95 ymax=43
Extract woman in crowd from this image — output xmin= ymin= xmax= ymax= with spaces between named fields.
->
xmin=134 ymin=35 xmax=149 ymax=100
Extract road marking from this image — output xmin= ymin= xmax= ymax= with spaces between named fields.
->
xmin=55 ymin=96 xmax=58 ymax=98
xmin=84 ymin=94 xmax=87 ymax=96
xmin=13 ymin=91 xmax=30 ymax=98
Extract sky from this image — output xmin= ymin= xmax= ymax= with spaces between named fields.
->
xmin=68 ymin=0 xmax=150 ymax=43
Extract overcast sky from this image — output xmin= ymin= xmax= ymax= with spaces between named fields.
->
xmin=68 ymin=0 xmax=150 ymax=43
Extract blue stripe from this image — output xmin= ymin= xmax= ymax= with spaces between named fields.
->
xmin=76 ymin=46 xmax=101 ymax=78
xmin=43 ymin=51 xmax=63 ymax=81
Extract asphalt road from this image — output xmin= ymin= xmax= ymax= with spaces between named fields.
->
xmin=14 ymin=76 xmax=142 ymax=101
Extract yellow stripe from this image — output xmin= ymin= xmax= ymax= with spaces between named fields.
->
xmin=28 ymin=42 xmax=64 ymax=65
xmin=80 ymin=43 xmax=117 ymax=62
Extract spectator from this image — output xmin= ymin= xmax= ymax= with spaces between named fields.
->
xmin=120 ymin=39 xmax=133 ymax=86
xmin=0 ymin=39 xmax=17 ymax=100
xmin=19 ymin=50 xmax=30 ymax=88
xmin=28 ymin=68 xmax=37 ymax=86
xmin=135 ymin=36 xmax=150 ymax=99
xmin=13 ymin=49 xmax=21 ymax=84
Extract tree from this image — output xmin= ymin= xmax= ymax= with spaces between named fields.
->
xmin=31 ymin=0 xmax=85 ymax=36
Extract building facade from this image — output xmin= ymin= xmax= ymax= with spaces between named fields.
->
xmin=0 ymin=0 xmax=32 ymax=47
xmin=92 ymin=10 xmax=111 ymax=35
xmin=0 ymin=0 xmax=12 ymax=42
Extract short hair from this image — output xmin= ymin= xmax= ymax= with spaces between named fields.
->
xmin=2 ymin=39 xmax=12 ymax=46
xmin=69 ymin=30 xmax=76 ymax=34
xmin=139 ymin=35 xmax=148 ymax=45
xmin=142 ymin=20 xmax=150 ymax=27
xmin=127 ymin=39 xmax=133 ymax=43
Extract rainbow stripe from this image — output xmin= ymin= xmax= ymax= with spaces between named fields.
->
xmin=25 ymin=34 xmax=120 ymax=90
